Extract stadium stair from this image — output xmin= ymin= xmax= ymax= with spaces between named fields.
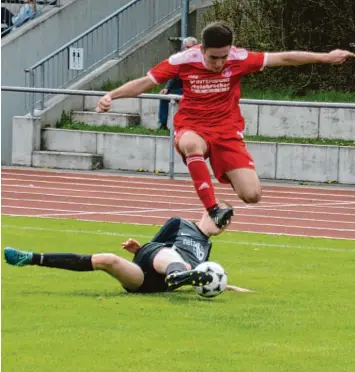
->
xmin=31 ymin=105 xmax=142 ymax=170
xmin=32 ymin=150 xmax=103 ymax=170
xmin=71 ymin=111 xmax=140 ymax=127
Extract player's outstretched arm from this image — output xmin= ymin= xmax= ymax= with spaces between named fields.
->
xmin=96 ymin=76 xmax=158 ymax=113
xmin=266 ymin=49 xmax=355 ymax=67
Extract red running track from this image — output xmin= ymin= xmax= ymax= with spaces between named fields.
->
xmin=2 ymin=167 xmax=355 ymax=240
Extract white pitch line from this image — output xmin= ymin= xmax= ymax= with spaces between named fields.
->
xmin=3 ymin=197 xmax=355 ymax=224
xmin=3 ymin=216 xmax=353 ymax=240
xmin=3 ymin=183 xmax=355 ymax=207
xmin=224 ymin=229 xmax=355 ymax=241
xmin=2 ymin=172 xmax=355 ymax=197
xmin=2 ymin=224 xmax=354 ymax=251
xmin=3 ymin=191 xmax=355 ymax=216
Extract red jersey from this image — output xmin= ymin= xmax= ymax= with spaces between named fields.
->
xmin=147 ymin=45 xmax=266 ymax=138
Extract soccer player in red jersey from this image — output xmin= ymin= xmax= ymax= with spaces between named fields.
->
xmin=96 ymin=22 xmax=355 ymax=228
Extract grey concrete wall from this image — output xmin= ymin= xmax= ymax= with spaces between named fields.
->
xmin=275 ymin=144 xmax=339 ymax=183
xmin=12 ymin=117 xmax=41 ymax=166
xmin=101 ymin=133 xmax=157 ymax=171
xmin=42 ymin=129 xmax=98 ymax=153
xmin=338 ymin=147 xmax=355 ymax=184
xmin=240 ymin=105 xmax=355 ymax=141
xmin=240 ymin=104 xmax=258 ymax=135
xmin=246 ymin=142 xmax=277 ymax=179
xmin=84 ymin=96 xmax=355 ymax=137
xmin=258 ymin=106 xmax=319 ymax=138
xmin=1 ymin=0 xmax=132 ymax=164
xmin=319 ymin=108 xmax=355 ymax=140
xmin=39 ymin=128 xmax=355 ymax=184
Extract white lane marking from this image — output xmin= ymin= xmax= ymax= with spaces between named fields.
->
xmin=2 ymin=169 xmax=354 ymax=240
xmin=3 ymin=184 xmax=355 ymax=209
xmin=3 ymin=191 xmax=355 ymax=216
xmin=2 ymin=178 xmax=355 ymax=201
xmin=1 ymin=205 xmax=202 ymax=216
xmin=2 ymin=171 xmax=355 ymax=196
xmin=2 ymin=198 xmax=355 ymax=224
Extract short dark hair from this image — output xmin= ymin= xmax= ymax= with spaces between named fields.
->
xmin=202 ymin=22 xmax=233 ymax=49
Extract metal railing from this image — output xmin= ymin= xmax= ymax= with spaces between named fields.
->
xmin=3 ymin=85 xmax=355 ymax=178
xmin=1 ymin=0 xmax=59 ymax=37
xmin=5 ymin=85 xmax=355 ymax=109
xmin=24 ymin=0 xmax=183 ymax=111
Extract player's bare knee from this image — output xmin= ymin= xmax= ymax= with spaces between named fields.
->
xmin=240 ymin=190 xmax=262 ymax=204
xmin=180 ymin=141 xmax=204 ymax=156
xmin=178 ymin=131 xmax=207 ymax=156
xmin=153 ymin=248 xmax=190 ymax=274
xmin=92 ymin=253 xmax=121 ymax=270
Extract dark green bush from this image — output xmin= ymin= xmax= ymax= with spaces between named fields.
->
xmin=202 ymin=0 xmax=355 ymax=94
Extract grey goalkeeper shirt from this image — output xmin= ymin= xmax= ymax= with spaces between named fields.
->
xmin=149 ymin=217 xmax=212 ymax=268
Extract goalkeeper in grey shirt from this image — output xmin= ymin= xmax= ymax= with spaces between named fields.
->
xmin=5 ymin=203 xmax=253 ymax=294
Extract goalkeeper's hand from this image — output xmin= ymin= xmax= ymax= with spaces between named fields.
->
xmin=121 ymin=238 xmax=141 ymax=254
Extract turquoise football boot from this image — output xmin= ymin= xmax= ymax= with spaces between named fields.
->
xmin=4 ymin=247 xmax=33 ymax=266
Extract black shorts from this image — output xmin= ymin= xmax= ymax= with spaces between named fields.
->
xmin=127 ymin=242 xmax=172 ymax=293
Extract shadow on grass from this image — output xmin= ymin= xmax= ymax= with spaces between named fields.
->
xmin=142 ymin=291 xmax=226 ymax=304
xmin=18 ymin=289 xmax=226 ymax=303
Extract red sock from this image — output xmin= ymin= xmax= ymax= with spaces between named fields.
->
xmin=186 ymin=154 xmax=217 ymax=211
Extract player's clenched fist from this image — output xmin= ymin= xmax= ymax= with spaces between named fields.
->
xmin=326 ymin=49 xmax=355 ymax=64
xmin=96 ymin=93 xmax=112 ymax=113
xmin=121 ymin=238 xmax=141 ymax=254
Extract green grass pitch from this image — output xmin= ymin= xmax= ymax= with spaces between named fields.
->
xmin=2 ymin=216 xmax=355 ymax=372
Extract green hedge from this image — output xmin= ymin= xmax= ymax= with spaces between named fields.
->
xmin=202 ymin=0 xmax=355 ymax=94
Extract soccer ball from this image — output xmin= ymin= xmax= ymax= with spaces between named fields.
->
xmin=193 ymin=261 xmax=227 ymax=298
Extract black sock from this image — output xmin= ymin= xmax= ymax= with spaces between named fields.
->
xmin=31 ymin=253 xmax=93 ymax=271
xmin=166 ymin=262 xmax=187 ymax=276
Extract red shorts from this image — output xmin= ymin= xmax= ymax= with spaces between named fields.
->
xmin=175 ymin=128 xmax=255 ymax=184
